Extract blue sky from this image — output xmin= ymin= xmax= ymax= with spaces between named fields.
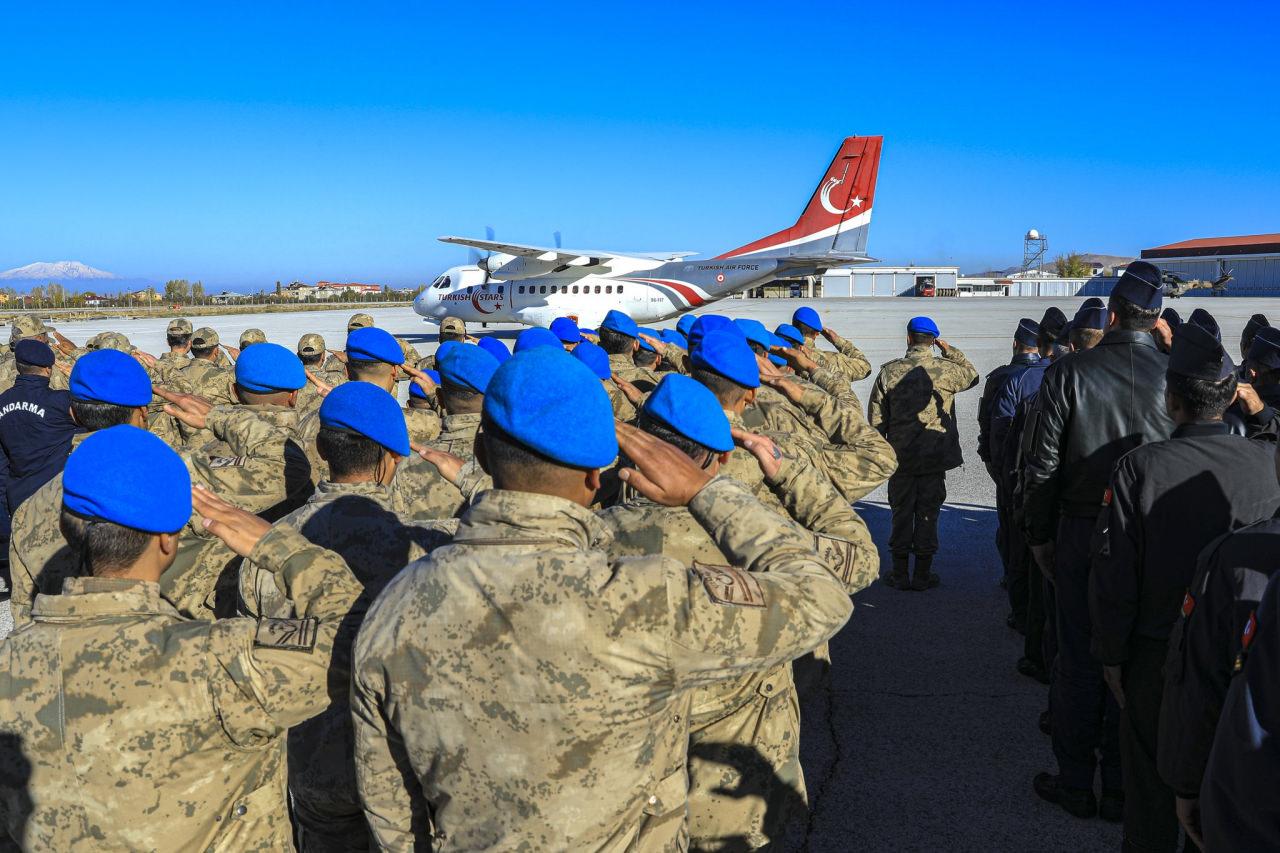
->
xmin=1 ymin=1 xmax=1276 ymax=288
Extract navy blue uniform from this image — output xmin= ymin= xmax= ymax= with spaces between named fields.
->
xmin=0 ymin=375 xmax=79 ymax=513
xmin=977 ymin=352 xmax=1040 ymax=589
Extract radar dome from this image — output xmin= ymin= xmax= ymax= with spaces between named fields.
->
xmin=1026 ymin=229 xmax=1041 ymax=240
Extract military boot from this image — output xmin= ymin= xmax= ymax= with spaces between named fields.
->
xmin=910 ymin=556 xmax=940 ymax=591
xmin=885 ymin=555 xmax=910 ymax=589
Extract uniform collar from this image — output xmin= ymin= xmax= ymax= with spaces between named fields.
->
xmin=1100 ymin=329 xmax=1159 ymax=349
xmin=1012 ymin=352 xmax=1041 ymax=366
xmin=14 ymin=374 xmax=50 ymax=388
xmin=32 ymin=577 xmax=179 ymax=619
xmin=1172 ymin=420 xmax=1232 ymax=439
xmin=456 ymin=488 xmax=612 ymax=551
xmin=906 ymin=344 xmax=933 ymax=356
xmin=313 ymin=479 xmax=392 ymax=503
xmin=608 ymin=352 xmax=634 ymax=368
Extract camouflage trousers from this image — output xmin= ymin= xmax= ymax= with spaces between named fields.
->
xmin=688 ymin=670 xmax=807 ymax=851
xmin=887 ymin=471 xmax=947 ymax=558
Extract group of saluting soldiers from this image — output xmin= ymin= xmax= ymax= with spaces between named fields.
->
xmin=977 ymin=260 xmax=1280 ymax=851
xmin=0 ymin=302 xmax=984 ymax=851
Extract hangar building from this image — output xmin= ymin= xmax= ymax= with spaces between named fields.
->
xmin=1142 ymin=233 xmax=1280 ymax=296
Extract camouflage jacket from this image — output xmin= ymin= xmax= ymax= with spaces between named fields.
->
xmin=386 ymin=412 xmax=481 ymax=520
xmin=787 ymin=380 xmax=898 ymax=501
xmin=403 ymin=406 xmax=442 ymax=445
xmin=351 ymin=478 xmax=852 ymax=851
xmin=867 ymin=344 xmax=979 ymax=476
xmin=239 ymin=481 xmax=452 ymax=823
xmin=808 ymin=331 xmax=871 ymax=383
xmin=0 ymin=525 xmax=360 ymax=852
xmin=153 ymin=350 xmax=191 ymax=384
xmin=8 ymin=406 xmax=304 ymax=628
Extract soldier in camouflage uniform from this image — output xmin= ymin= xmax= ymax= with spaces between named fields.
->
xmin=785 ymin=306 xmax=873 ymax=384
xmin=600 ymin=374 xmax=873 ymax=850
xmin=295 ymin=333 xmax=344 ymax=417
xmin=404 ymin=373 xmax=443 ymax=445
xmin=0 ymin=427 xmax=362 ymax=851
xmin=351 ymin=348 xmax=852 ymax=850
xmin=629 ymin=335 xmax=665 ymax=393
xmin=417 ymin=316 xmax=467 ymax=372
xmin=181 ymin=327 xmax=236 ymax=402
xmin=154 ymin=317 xmax=193 ymax=384
xmin=239 ymin=383 xmax=451 ymax=851
xmin=868 ymin=316 xmax=979 ymax=590
xmin=389 ymin=343 xmax=498 ymax=520
xmin=598 ymin=309 xmax=651 ymax=387
xmin=239 ymin=327 xmax=267 ymax=349
xmin=0 ymin=316 xmax=63 ymax=394
xmin=575 ymin=340 xmax=638 ymax=422
xmin=8 ymin=350 xmax=310 ymax=627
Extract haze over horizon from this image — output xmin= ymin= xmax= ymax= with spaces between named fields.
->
xmin=1 ymin=2 xmax=1276 ymax=289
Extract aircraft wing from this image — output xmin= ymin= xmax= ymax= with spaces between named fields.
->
xmin=439 ymin=236 xmax=697 ymax=264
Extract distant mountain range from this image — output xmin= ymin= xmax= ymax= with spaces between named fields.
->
xmin=0 ymin=261 xmax=120 ymax=282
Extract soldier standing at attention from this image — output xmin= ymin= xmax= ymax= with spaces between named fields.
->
xmin=351 ymin=347 xmax=852 ymax=850
xmin=0 ymin=316 xmax=57 ymax=394
xmin=598 ymin=309 xmax=650 ymax=384
xmin=550 ymin=316 xmax=583 ymax=351
xmin=239 ymin=327 xmax=267 ymax=350
xmin=1089 ymin=320 xmax=1280 ymax=851
xmin=575 ymin=339 xmax=637 ymax=422
xmin=868 ymin=316 xmax=979 ymax=591
xmin=1023 ymin=261 xmax=1174 ymax=820
xmin=1240 ymin=312 xmax=1269 ymax=362
xmin=0 ymin=340 xmax=79 ymax=515
xmin=0 ymin=425 xmax=363 ymax=850
xmin=789 ymin=306 xmax=872 ymax=384
xmin=418 ymin=316 xmax=467 ymax=371
xmin=154 ymin=318 xmax=193 ymax=384
xmin=295 ymin=333 xmax=344 ymax=416
xmin=403 ymin=369 xmax=443 ymax=445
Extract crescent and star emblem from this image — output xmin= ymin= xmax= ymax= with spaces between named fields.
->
xmin=819 ymin=174 xmax=864 ymax=216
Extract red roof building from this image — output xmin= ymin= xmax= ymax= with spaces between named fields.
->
xmin=1143 ymin=233 xmax=1280 ymax=259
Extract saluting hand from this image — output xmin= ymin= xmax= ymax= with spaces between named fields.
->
xmin=155 ymin=386 xmax=214 ymax=429
xmin=612 ymin=375 xmax=644 ymax=406
xmin=222 ymin=344 xmax=241 ymax=361
xmin=400 ymin=363 xmax=436 ymax=399
xmin=731 ymin=427 xmax=783 ymax=480
xmin=412 ymin=443 xmax=463 ymax=485
xmin=305 ymin=370 xmax=334 ymax=397
xmin=758 ymin=373 xmax=804 ymax=404
xmin=615 ymin=421 xmax=712 ymax=506
xmin=771 ymin=345 xmax=818 ymax=374
xmin=192 ymin=485 xmax=271 ymax=557
xmin=637 ymin=332 xmax=664 ymax=353
xmin=1236 ymin=381 xmax=1264 ymax=416
xmin=133 ymin=350 xmax=158 ymax=369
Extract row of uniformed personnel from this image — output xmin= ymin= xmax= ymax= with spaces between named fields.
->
xmin=0 ymin=305 xmax=919 ymax=850
xmin=976 ymin=261 xmax=1280 ymax=851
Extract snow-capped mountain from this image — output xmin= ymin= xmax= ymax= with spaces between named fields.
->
xmin=0 ymin=261 xmax=119 ymax=281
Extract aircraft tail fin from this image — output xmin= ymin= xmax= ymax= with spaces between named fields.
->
xmin=713 ymin=136 xmax=881 ymax=261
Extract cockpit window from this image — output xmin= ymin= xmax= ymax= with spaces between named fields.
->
xmin=432 ymin=276 xmax=451 ymax=289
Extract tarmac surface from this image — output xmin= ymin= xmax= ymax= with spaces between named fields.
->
xmin=3 ymin=295 xmax=1269 ymax=851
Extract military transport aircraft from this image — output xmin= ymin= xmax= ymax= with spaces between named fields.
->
xmin=413 ymin=136 xmax=882 ymax=329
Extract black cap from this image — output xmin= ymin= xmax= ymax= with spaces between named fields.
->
xmin=1161 ymin=307 xmax=1182 ymax=328
xmin=1187 ymin=308 xmax=1221 ymax=342
xmin=1244 ymin=313 xmax=1270 ymax=340
xmin=1039 ymin=307 xmax=1068 ymax=341
xmin=1248 ymin=326 xmax=1280 ymax=371
xmin=1074 ymin=305 xmax=1107 ymax=330
xmin=1014 ymin=318 xmax=1040 ymax=347
xmin=1112 ymin=261 xmax=1163 ymax=309
xmin=1081 ymin=297 xmax=1105 ymax=310
xmin=1169 ymin=323 xmax=1234 ymax=381
xmin=14 ymin=339 xmax=54 ymax=368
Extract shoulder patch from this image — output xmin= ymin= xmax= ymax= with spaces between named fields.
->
xmin=207 ymin=455 xmax=247 ymax=469
xmin=254 ymin=617 xmax=319 ymax=652
xmin=692 ymin=561 xmax=765 ymax=608
xmin=813 ymin=533 xmax=857 ymax=587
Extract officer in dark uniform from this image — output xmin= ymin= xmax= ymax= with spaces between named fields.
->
xmin=977 ymin=317 xmax=1040 ymax=597
xmin=1024 ymin=261 xmax=1174 ymax=820
xmin=0 ymin=339 xmax=79 ymax=512
xmin=1200 ymin=569 xmax=1280 ymax=851
xmin=1240 ymin=312 xmax=1268 ymax=362
xmin=1089 ymin=320 xmax=1280 ymax=852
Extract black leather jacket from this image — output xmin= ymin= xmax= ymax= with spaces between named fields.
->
xmin=1022 ymin=330 xmax=1174 ymax=543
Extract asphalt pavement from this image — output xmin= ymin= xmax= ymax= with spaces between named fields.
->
xmin=6 ymin=295 xmax=1271 ymax=850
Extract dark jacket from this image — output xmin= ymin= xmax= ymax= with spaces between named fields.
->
xmin=1089 ymin=422 xmax=1280 ymax=665
xmin=1159 ymin=516 xmax=1280 ymax=797
xmin=977 ymin=352 xmax=1039 ymax=470
xmin=0 ymin=374 xmax=79 ymax=511
xmin=1022 ymin=330 xmax=1174 ymax=543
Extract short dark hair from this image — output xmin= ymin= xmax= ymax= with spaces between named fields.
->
xmin=908 ymin=331 xmax=936 ymax=347
xmin=299 ymin=352 xmax=324 ymax=367
xmin=636 ymin=410 xmax=714 ymax=463
xmin=348 ymin=357 xmax=393 ymax=382
xmin=440 ymin=331 xmax=465 ymax=344
xmin=1166 ymin=371 xmax=1237 ymax=420
xmin=16 ymin=361 xmax=45 ymax=376
xmin=71 ymin=399 xmax=137 ymax=431
xmin=58 ymin=509 xmax=153 ymax=576
xmin=1108 ymin=295 xmax=1160 ymax=332
xmin=1070 ymin=328 xmax=1104 ymax=351
xmin=598 ymin=328 xmax=635 ymax=355
xmin=634 ymin=349 xmax=659 ymax=368
xmin=691 ymin=367 xmax=749 ymax=407
xmin=480 ymin=417 xmax=568 ymax=486
xmin=438 ymin=383 xmax=483 ymax=414
xmin=315 ymin=426 xmax=384 ymax=479
xmin=191 ymin=345 xmax=217 ymax=359
xmin=746 ymin=341 xmax=768 ymax=358
xmin=795 ymin=321 xmax=820 ymax=337
xmin=167 ymin=333 xmax=192 ymax=348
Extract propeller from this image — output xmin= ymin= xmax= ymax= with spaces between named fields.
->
xmin=479 ymin=225 xmax=496 ymax=285
xmin=553 ymin=230 xmax=562 ymax=250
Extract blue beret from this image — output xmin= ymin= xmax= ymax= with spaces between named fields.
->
xmin=642 ymin=374 xmax=733 ymax=453
xmin=1074 ymin=305 xmax=1107 ymax=330
xmin=734 ymin=318 xmax=784 ymax=351
xmin=476 ymin=337 xmax=511 ymax=364
xmin=1161 ymin=307 xmax=1182 ymax=328
xmin=408 ymin=370 xmax=441 ymax=399
xmin=63 ymin=425 xmax=191 ymax=533
xmin=346 ymin=327 xmax=403 ymax=365
xmin=908 ymin=316 xmax=940 ymax=337
xmin=15 ymin=339 xmax=54 ymax=367
xmin=769 ymin=354 xmax=787 ymax=367
xmin=1169 ymin=323 xmax=1234 ymax=381
xmin=688 ymin=315 xmax=742 ymax=351
xmin=691 ymin=330 xmax=760 ymax=389
xmin=573 ymin=340 xmax=612 ymax=380
xmin=514 ymin=327 xmax=562 ymax=353
xmin=1249 ymin=327 xmax=1280 ymax=371
xmin=319 ymin=381 xmax=410 ymax=456
xmin=578 ymin=328 xmax=596 ymax=336
xmin=792 ymin=306 xmax=823 ymax=332
xmin=600 ymin=309 xmax=639 ymax=339
xmin=69 ymin=349 xmax=152 ymax=406
xmin=438 ymin=343 xmax=499 ymax=393
xmin=235 ymin=342 xmax=306 ymax=393
xmin=636 ymin=331 xmax=658 ymax=353
xmin=549 ymin=317 xmax=582 ymax=343
xmin=484 ymin=347 xmax=617 ymax=468
xmin=1014 ymin=318 xmax=1040 ymax=347
xmin=659 ymin=329 xmax=687 ymax=350
xmin=1188 ymin=308 xmax=1221 ymax=342
xmin=774 ymin=323 xmax=805 ymax=347
xmin=1112 ymin=261 xmax=1163 ymax=309
xmin=676 ymin=314 xmax=698 ymax=339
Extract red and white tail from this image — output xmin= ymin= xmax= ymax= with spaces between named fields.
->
xmin=714 ymin=135 xmax=881 ymax=261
